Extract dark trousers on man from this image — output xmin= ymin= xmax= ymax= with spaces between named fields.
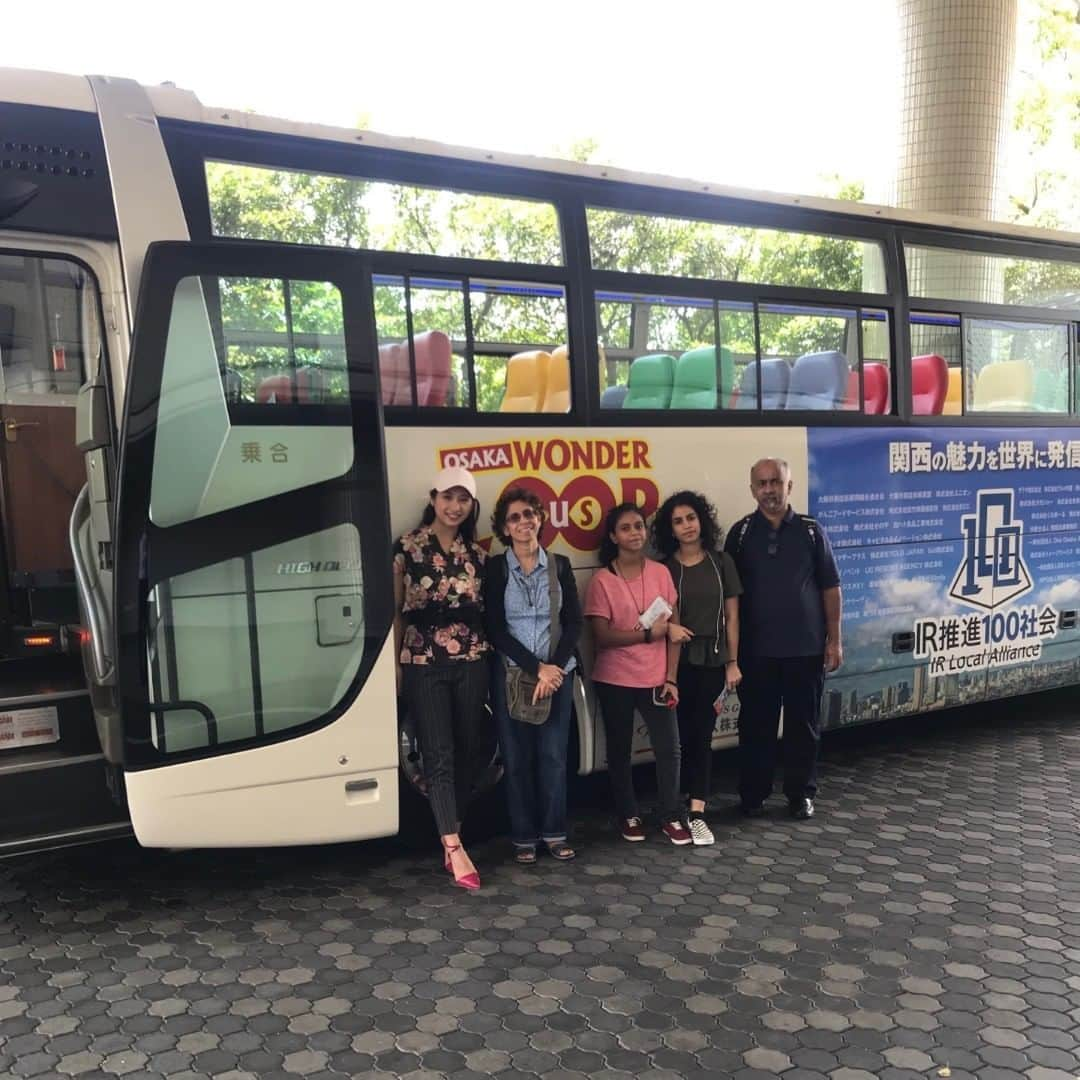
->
xmin=737 ymin=654 xmax=824 ymax=808
xmin=403 ymin=659 xmax=491 ymax=837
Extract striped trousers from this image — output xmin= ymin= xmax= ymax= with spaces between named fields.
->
xmin=403 ymin=659 xmax=491 ymax=837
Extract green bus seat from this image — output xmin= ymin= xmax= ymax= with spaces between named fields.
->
xmin=623 ymin=353 xmax=675 ymax=409
xmin=669 ymin=345 xmax=734 ymax=409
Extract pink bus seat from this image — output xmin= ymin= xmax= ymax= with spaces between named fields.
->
xmin=414 ymin=330 xmax=452 ymax=407
xmin=256 ymin=367 xmax=327 ymax=404
xmin=378 ymin=342 xmax=411 ymax=405
xmin=911 ymin=353 xmax=948 ymax=415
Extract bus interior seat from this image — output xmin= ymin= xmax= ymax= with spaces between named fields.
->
xmin=378 ymin=341 xmax=411 ymax=405
xmin=844 ymin=362 xmax=890 ymax=414
xmin=942 ymin=365 xmax=962 ymax=415
xmin=786 ymin=350 xmax=849 ymax=410
xmin=414 ymin=330 xmax=451 ymax=406
xmin=735 ymin=357 xmax=790 ymax=410
xmin=622 ymin=353 xmax=675 ymax=409
xmin=1034 ymin=366 xmax=1066 ymax=412
xmin=500 ymin=349 xmax=550 ymax=412
xmin=973 ymin=360 xmax=1034 ymax=412
xmin=541 ymin=345 xmax=571 ymax=413
xmin=600 ymin=384 xmax=629 ymax=409
xmin=670 ymin=345 xmax=734 ymax=409
xmin=911 ymin=353 xmax=948 ymax=415
xmin=255 ymin=367 xmax=327 ymax=405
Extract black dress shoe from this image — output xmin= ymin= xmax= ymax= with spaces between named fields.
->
xmin=789 ymin=798 xmax=814 ymax=820
xmin=741 ymin=803 xmax=766 ymax=818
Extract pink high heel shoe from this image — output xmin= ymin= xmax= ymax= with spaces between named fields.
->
xmin=443 ymin=843 xmax=480 ymax=890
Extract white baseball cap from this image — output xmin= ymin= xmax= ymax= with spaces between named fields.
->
xmin=432 ymin=465 xmax=477 ymax=498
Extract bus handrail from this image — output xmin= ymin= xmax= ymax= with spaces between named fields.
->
xmin=69 ymin=484 xmax=114 ymax=686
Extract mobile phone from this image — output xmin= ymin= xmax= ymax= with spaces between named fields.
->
xmin=652 ymin=685 xmax=675 ymax=708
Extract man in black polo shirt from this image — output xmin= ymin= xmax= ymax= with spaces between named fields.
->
xmin=724 ymin=457 xmax=842 ymax=820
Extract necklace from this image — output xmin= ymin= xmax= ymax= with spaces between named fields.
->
xmin=615 ymin=560 xmax=647 ymax=615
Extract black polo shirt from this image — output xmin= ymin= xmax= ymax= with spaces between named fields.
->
xmin=724 ymin=507 xmax=840 ymax=659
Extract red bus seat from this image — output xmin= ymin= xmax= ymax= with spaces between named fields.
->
xmin=912 ymin=353 xmax=948 ymax=415
xmin=414 ymin=330 xmax=451 ymax=407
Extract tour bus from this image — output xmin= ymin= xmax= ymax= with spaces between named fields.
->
xmin=1 ymin=69 xmax=1079 ymax=856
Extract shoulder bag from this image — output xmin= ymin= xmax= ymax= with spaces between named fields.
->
xmin=505 ymin=554 xmax=562 ymax=725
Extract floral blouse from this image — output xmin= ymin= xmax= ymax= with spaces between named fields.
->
xmin=393 ymin=526 xmax=489 ymax=665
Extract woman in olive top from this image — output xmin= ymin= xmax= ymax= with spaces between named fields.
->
xmin=653 ymin=490 xmax=742 ymax=846
xmin=393 ymin=466 xmax=489 ymax=891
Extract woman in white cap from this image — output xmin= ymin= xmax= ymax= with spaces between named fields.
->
xmin=393 ymin=466 xmax=489 ymax=890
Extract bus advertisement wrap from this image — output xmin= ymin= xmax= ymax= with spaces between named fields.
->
xmin=809 ymin=428 xmax=1080 ymax=724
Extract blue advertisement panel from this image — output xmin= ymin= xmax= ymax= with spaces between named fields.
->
xmin=808 ymin=427 xmax=1080 ymax=726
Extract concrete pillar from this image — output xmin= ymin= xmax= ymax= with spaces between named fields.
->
xmin=895 ymin=0 xmax=1018 ymax=304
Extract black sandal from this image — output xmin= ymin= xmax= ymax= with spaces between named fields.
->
xmin=514 ymin=847 xmax=538 ymax=865
xmin=546 ymin=841 xmax=576 ymax=861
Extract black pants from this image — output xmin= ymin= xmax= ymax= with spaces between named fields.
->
xmin=594 ymin=682 xmax=682 ymax=823
xmin=737 ymin=654 xmax=824 ymax=807
xmin=676 ymin=661 xmax=727 ymax=803
xmin=403 ymin=660 xmax=490 ymax=837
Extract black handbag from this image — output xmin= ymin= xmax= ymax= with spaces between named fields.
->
xmin=505 ymin=554 xmax=562 ymax=725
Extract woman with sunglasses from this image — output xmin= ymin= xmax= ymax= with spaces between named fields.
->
xmin=584 ymin=502 xmax=690 ymax=845
xmin=393 ymin=466 xmax=489 ymax=890
xmin=485 ymin=487 xmax=583 ymax=865
xmin=653 ymin=490 xmax=742 ymax=846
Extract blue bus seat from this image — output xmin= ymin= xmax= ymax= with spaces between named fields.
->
xmin=600 ymin=384 xmax=629 ymax=409
xmin=787 ymin=350 xmax=850 ymax=410
xmin=735 ymin=357 xmax=790 ymax=410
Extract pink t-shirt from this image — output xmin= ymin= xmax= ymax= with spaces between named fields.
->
xmin=585 ymin=560 xmax=677 ymax=688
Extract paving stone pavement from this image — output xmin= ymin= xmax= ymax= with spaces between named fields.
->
xmin=3 ymin=703 xmax=1080 ymax=1080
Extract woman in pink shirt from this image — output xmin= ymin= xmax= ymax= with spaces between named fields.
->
xmin=584 ymin=503 xmax=691 ymax=845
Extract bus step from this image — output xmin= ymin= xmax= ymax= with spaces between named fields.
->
xmin=0 ymin=748 xmax=130 ymax=852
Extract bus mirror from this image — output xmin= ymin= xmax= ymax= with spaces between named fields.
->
xmin=75 ymin=376 xmax=110 ymax=452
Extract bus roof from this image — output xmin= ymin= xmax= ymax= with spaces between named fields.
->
xmin=3 ymin=65 xmax=1079 ymax=253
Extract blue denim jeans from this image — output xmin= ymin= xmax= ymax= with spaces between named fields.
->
xmin=491 ymin=658 xmax=573 ymax=850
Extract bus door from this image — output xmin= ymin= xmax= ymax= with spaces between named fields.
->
xmin=112 ymin=241 xmax=396 ymax=848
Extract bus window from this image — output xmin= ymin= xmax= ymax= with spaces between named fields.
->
xmin=375 ymin=276 xmax=569 ymax=413
xmin=207 ymin=162 xmax=564 ymax=265
xmin=217 ymin=277 xmax=347 ymax=407
xmin=588 ymin=207 xmax=886 ymax=292
xmin=910 ymin=312 xmax=961 ymax=415
xmin=906 ymin=243 xmax=1080 ymax=308
xmin=966 ymin=318 xmax=1070 ymax=414
xmin=858 ymin=309 xmax=892 ymax=415
xmin=596 ymin=292 xmax=749 ymax=410
xmin=757 ymin=302 xmax=857 ymax=411
xmin=150 ymin=274 xmax=353 ymax=529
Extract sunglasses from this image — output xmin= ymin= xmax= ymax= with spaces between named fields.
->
xmin=506 ymin=508 xmax=539 ymax=524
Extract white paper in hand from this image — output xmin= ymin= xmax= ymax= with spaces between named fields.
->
xmin=638 ymin=596 xmax=673 ymax=629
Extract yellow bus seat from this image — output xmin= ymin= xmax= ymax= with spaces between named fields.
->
xmin=942 ymin=366 xmax=962 ymax=415
xmin=973 ymin=361 xmax=1034 ymax=412
xmin=541 ymin=345 xmax=570 ymax=413
xmin=500 ymin=350 xmax=550 ymax=412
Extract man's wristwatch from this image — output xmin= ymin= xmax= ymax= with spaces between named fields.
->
xmin=643 ymin=626 xmax=652 ymax=643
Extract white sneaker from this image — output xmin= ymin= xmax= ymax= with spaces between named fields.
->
xmin=688 ymin=817 xmax=715 ymax=846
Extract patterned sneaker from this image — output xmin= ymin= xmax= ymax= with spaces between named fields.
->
xmin=661 ymin=820 xmax=692 ymax=846
xmin=687 ymin=816 xmax=715 ymax=846
xmin=620 ymin=817 xmax=646 ymax=842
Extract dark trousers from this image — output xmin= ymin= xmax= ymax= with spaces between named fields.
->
xmin=594 ymin=682 xmax=681 ymax=823
xmin=676 ymin=661 xmax=727 ymax=803
xmin=403 ymin=659 xmax=490 ymax=837
xmin=737 ymin=654 xmax=824 ymax=807
xmin=491 ymin=660 xmax=573 ymax=849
